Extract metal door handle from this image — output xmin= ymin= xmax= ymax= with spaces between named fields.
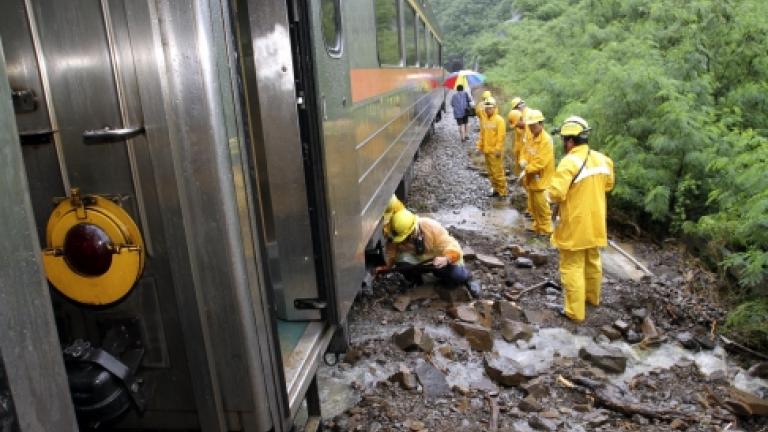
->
xmin=83 ymin=126 xmax=145 ymax=143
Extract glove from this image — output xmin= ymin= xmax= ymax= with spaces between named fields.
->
xmin=432 ymin=256 xmax=449 ymax=268
xmin=519 ymin=160 xmax=528 ymax=170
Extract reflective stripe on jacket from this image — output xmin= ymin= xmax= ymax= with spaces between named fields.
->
xmin=547 ymin=145 xmax=615 ymax=250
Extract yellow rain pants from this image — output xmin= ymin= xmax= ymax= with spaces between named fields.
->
xmin=559 ymin=247 xmax=602 ymax=322
xmin=530 ymin=190 xmax=552 ymax=234
xmin=484 ymin=153 xmax=508 ymax=196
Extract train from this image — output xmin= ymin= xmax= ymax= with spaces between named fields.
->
xmin=0 ymin=0 xmax=444 ymax=431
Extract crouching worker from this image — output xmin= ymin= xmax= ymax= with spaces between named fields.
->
xmin=547 ymin=116 xmax=614 ymax=322
xmin=378 ymin=208 xmax=481 ymax=297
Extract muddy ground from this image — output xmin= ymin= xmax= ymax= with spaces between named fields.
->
xmin=317 ymin=104 xmax=768 ymax=432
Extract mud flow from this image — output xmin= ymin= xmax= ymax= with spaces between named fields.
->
xmin=318 ymin=108 xmax=768 ymax=431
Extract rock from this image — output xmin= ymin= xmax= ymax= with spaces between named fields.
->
xmin=523 ymin=309 xmax=555 ymax=325
xmin=393 ymin=327 xmax=434 ymax=352
xmin=725 ymin=386 xmax=768 ymax=416
xmin=501 ymin=320 xmax=534 ymax=343
xmin=451 ymin=322 xmax=494 ymax=352
xmin=452 ymin=384 xmax=471 ymax=395
xmin=343 ymin=348 xmax=363 ymax=365
xmin=632 ymin=414 xmax=649 ymax=425
xmin=579 ymin=345 xmax=627 ymax=374
xmin=600 ymin=325 xmax=623 ymax=341
xmin=476 ymin=253 xmax=505 ymax=268
xmin=407 ymin=419 xmax=425 ymax=431
xmin=670 ymin=419 xmax=688 ymax=430
xmin=509 ymin=244 xmax=527 ymax=257
xmin=625 ymin=329 xmax=642 ymax=344
xmin=438 ymin=345 xmax=454 ymax=359
xmin=463 ymin=246 xmax=477 ymax=260
xmin=540 ymin=409 xmax=559 ymax=419
xmin=631 ymin=308 xmax=647 ymax=321
xmin=612 ymin=319 xmax=631 ymax=334
xmin=694 ymin=333 xmax=716 ymax=350
xmin=573 ymin=403 xmax=591 ymax=412
xmin=515 ymin=257 xmax=534 ymax=268
xmin=527 ymin=416 xmax=557 ymax=431
xmin=528 ymin=252 xmax=548 ymax=266
xmin=483 ymin=352 xmax=537 ymax=386
xmin=393 ymin=294 xmax=411 ymax=312
xmin=518 ymin=395 xmax=542 ymax=412
xmin=676 ymin=331 xmax=699 ymax=350
xmin=448 ymin=304 xmax=479 ymax=323
xmin=748 ymin=362 xmax=768 ymax=379
xmin=583 ymin=411 xmax=610 ymax=428
xmin=474 ymin=300 xmax=495 ymax=328
xmin=436 ymin=285 xmax=472 ymax=304
xmin=496 ymin=300 xmax=526 ymax=322
xmin=414 ymin=360 xmax=451 ymax=401
xmin=388 ymin=366 xmax=418 ymax=390
xmin=522 ymin=379 xmax=549 ymax=399
xmin=640 ymin=316 xmax=660 ymax=338
xmin=469 ymin=375 xmax=499 ymax=393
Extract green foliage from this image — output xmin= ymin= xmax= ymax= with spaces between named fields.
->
xmin=431 ymin=0 xmax=768 ymax=306
xmin=723 ymin=299 xmax=768 ymax=353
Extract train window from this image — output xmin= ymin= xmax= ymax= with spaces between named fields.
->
xmin=322 ymin=0 xmax=343 ymax=56
xmin=375 ymin=0 xmax=401 ymax=66
xmin=417 ymin=19 xmax=426 ymax=67
xmin=404 ymin=5 xmax=417 ymax=66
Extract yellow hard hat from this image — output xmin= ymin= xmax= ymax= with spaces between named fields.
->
xmin=507 ymin=109 xmax=523 ymax=125
xmin=510 ymin=97 xmax=524 ymax=109
xmin=481 ymin=90 xmax=492 ymax=100
xmin=389 ymin=209 xmax=418 ymax=243
xmin=387 ymin=195 xmax=405 ymax=214
xmin=524 ymin=109 xmax=544 ymax=125
xmin=483 ymin=96 xmax=497 ymax=108
xmin=560 ymin=116 xmax=591 ymax=137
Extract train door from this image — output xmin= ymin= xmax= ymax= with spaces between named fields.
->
xmin=0 ymin=1 xmax=300 ymax=430
xmin=0 ymin=0 xmax=207 ymax=428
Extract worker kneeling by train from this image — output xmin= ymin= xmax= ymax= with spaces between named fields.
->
xmin=378 ymin=208 xmax=481 ymax=297
xmin=547 ymin=116 xmax=614 ymax=322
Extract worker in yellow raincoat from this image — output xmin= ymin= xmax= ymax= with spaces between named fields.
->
xmin=379 ymin=209 xmax=481 ymax=297
xmin=509 ymin=98 xmax=532 ymax=216
xmin=547 ymin=116 xmax=614 ymax=321
xmin=475 ymin=90 xmax=492 ymax=118
xmin=381 ymin=194 xmax=405 ymax=237
xmin=519 ymin=109 xmax=554 ymax=234
xmin=476 ymin=97 xmax=507 ymax=197
xmin=507 ymin=109 xmax=528 ymax=177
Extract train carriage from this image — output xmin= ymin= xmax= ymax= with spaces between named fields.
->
xmin=0 ymin=0 xmax=444 ymax=431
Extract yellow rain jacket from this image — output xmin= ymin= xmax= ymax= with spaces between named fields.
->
xmin=477 ymin=110 xmax=506 ymax=154
xmin=520 ymin=129 xmax=554 ymax=191
xmin=385 ymin=217 xmax=463 ymax=265
xmin=547 ymin=145 xmax=615 ymax=250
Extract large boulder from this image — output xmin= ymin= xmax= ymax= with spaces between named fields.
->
xmin=451 ymin=322 xmax=494 ymax=352
xmin=495 ymin=300 xmax=526 ymax=322
xmin=476 ymin=253 xmax=505 ymax=268
xmin=578 ymin=345 xmax=628 ymax=374
xmin=483 ymin=352 xmax=537 ymax=386
xmin=414 ymin=360 xmax=451 ymax=401
xmin=393 ymin=326 xmax=434 ymax=352
xmin=501 ymin=320 xmax=534 ymax=343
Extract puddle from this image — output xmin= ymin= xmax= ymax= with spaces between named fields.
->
xmin=424 ymin=205 xmax=522 ymax=236
xmin=319 ymin=324 xmax=768 ymax=417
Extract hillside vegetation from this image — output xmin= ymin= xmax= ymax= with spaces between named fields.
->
xmin=432 ymin=0 xmax=768 ymax=350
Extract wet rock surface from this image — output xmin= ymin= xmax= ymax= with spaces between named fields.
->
xmin=318 ymin=104 xmax=768 ymax=431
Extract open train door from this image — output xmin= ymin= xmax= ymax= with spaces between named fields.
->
xmin=289 ymin=0 xmax=363 ymax=352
